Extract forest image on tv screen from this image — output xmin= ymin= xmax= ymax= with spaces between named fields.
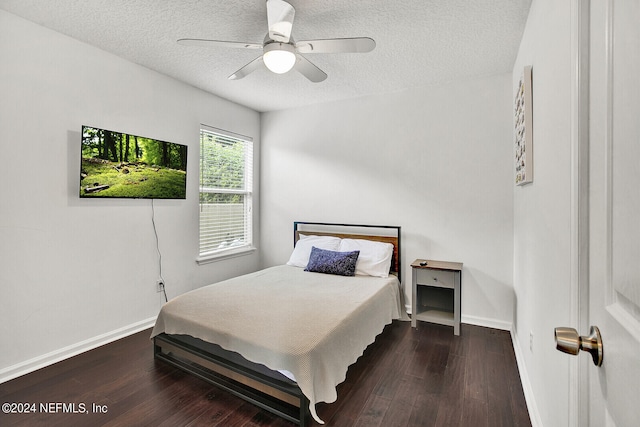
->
xmin=80 ymin=126 xmax=187 ymax=199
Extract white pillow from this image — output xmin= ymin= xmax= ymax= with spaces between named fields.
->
xmin=286 ymin=234 xmax=342 ymax=268
xmin=338 ymin=238 xmax=394 ymax=278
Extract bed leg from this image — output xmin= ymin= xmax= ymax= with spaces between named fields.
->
xmin=299 ymin=396 xmax=310 ymax=427
xmin=153 ymin=337 xmax=163 ymax=358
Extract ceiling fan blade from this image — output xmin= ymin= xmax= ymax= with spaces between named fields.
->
xmin=228 ymin=56 xmax=264 ymax=80
xmin=294 ymin=55 xmax=327 ymax=83
xmin=266 ymin=0 xmax=295 ymax=43
xmin=177 ymin=38 xmax=262 ymax=50
xmin=296 ymin=37 xmax=376 ymax=54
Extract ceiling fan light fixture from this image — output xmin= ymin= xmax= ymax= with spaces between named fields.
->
xmin=263 ymin=42 xmax=296 ymax=74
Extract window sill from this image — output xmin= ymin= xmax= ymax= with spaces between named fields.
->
xmin=196 ymin=246 xmax=257 ymax=265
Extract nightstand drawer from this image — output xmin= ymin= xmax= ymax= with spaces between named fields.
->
xmin=416 ymin=269 xmax=455 ymax=289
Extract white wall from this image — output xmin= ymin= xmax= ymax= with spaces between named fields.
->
xmin=0 ymin=10 xmax=261 ymax=381
xmin=260 ymin=74 xmax=515 ymax=329
xmin=511 ymin=1 xmax=573 ymax=426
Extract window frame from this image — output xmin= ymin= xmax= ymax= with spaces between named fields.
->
xmin=196 ymin=125 xmax=255 ymax=264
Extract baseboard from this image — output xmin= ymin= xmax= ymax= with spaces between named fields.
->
xmin=511 ymin=328 xmax=543 ymax=427
xmin=0 ymin=317 xmax=156 ymax=384
xmin=404 ymin=305 xmax=512 ymax=332
xmin=461 ymin=314 xmax=512 ymax=331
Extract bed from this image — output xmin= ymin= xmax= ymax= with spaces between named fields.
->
xmin=151 ymin=222 xmax=408 ymax=426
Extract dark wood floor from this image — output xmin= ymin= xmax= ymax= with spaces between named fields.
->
xmin=0 ymin=321 xmax=530 ymax=427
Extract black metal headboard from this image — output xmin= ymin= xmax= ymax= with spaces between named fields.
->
xmin=293 ymin=221 xmax=402 ymax=283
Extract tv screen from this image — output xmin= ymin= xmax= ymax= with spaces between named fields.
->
xmin=80 ymin=125 xmax=187 ymax=199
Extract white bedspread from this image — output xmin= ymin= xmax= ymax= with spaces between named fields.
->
xmin=150 ymin=265 xmax=408 ymax=424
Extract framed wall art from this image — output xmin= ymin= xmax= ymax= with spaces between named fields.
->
xmin=515 ymin=65 xmax=533 ymax=185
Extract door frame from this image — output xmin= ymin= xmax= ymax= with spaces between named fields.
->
xmin=569 ymin=0 xmax=591 ymax=426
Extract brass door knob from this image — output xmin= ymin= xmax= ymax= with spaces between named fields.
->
xmin=554 ymin=326 xmax=603 ymax=366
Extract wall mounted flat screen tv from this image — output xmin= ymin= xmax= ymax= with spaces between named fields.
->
xmin=80 ymin=125 xmax=187 ymax=199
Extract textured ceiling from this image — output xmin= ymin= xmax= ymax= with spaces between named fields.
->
xmin=0 ymin=0 xmax=531 ymax=112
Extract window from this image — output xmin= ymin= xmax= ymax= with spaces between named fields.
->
xmin=198 ymin=125 xmax=253 ymax=261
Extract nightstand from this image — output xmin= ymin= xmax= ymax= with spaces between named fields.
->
xmin=411 ymin=259 xmax=463 ymax=335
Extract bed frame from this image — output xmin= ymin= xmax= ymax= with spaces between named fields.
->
xmin=154 ymin=222 xmax=401 ymax=426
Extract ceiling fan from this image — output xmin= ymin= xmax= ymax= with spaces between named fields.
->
xmin=177 ymin=0 xmax=376 ymax=83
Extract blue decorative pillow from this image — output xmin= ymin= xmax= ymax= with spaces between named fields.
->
xmin=305 ymin=246 xmax=360 ymax=276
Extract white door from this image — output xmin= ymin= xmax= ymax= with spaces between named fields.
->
xmin=586 ymin=1 xmax=640 ymax=425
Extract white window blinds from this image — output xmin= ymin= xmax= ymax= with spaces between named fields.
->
xmin=199 ymin=126 xmax=253 ymax=257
